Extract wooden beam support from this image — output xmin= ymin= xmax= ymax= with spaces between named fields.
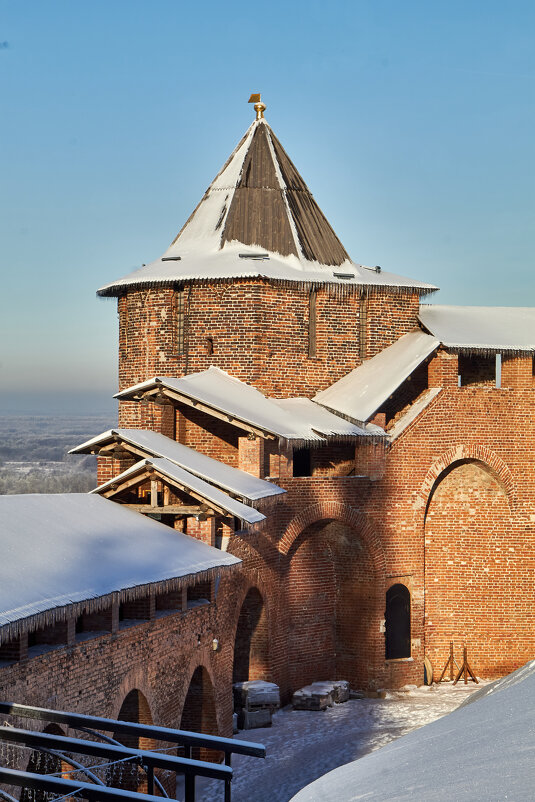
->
xmin=125 ymin=386 xmax=276 ymax=441
xmin=99 ymin=467 xmax=229 ymax=516
xmin=121 ymin=504 xmax=214 ymax=516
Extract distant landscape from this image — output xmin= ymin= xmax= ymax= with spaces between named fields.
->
xmin=0 ymin=415 xmax=115 ymax=494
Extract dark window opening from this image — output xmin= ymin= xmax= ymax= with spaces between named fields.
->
xmin=0 ymin=636 xmax=23 ymax=662
xmin=458 ymin=354 xmax=496 ymax=387
xmin=385 ymin=583 xmax=411 ymax=659
xmin=293 ymin=447 xmax=312 ymax=477
xmin=205 ymin=336 xmax=214 ymax=355
xmin=308 ymin=289 xmax=317 ymax=357
xmin=27 ymin=621 xmax=69 ymax=654
xmin=155 ymin=589 xmax=183 ymax=618
xmin=75 ymin=607 xmax=112 ymax=641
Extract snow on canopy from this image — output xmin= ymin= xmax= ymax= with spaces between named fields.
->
xmin=97 ymin=118 xmax=437 ymax=297
xmin=92 ymin=457 xmax=266 ymax=525
xmin=290 ymin=659 xmax=535 ymax=802
xmin=115 ymin=368 xmax=377 ymax=443
xmin=0 ymin=494 xmax=240 ymax=639
xmin=69 ymin=429 xmax=285 ymax=503
xmin=314 ymin=330 xmax=439 ymax=423
xmin=419 ymin=305 xmax=535 ymax=353
xmin=270 ymin=397 xmax=380 ymax=438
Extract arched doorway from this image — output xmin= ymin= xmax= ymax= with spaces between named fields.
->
xmin=180 ymin=666 xmax=218 ymax=761
xmin=112 ymin=689 xmax=154 ymax=792
xmin=288 ymin=519 xmax=380 ymax=690
xmin=385 ymin=584 xmax=411 ymax=659
xmin=233 ymin=587 xmax=269 ymax=683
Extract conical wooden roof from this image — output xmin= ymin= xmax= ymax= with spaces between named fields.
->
xmin=170 ymin=117 xmax=350 ymax=266
xmin=97 ymin=114 xmax=438 ymax=297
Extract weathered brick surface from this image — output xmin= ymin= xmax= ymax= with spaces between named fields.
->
xmin=116 ymin=283 xmax=420 ymax=428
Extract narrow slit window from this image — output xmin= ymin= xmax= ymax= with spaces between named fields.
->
xmin=359 ymin=296 xmax=367 ymax=359
xmin=177 ymin=289 xmax=185 ymax=355
xmin=308 ymin=289 xmax=317 ymax=357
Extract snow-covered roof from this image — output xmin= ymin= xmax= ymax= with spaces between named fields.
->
xmin=0 ymin=494 xmax=240 ymax=640
xmin=115 ymin=368 xmax=377 ymax=442
xmin=419 ymin=305 xmax=535 ymax=353
xmin=69 ymin=429 xmax=285 ymax=503
xmin=92 ymin=457 xmax=266 ymax=525
xmin=314 ymin=330 xmax=439 ymax=423
xmin=290 ymin=659 xmax=535 ymax=802
xmin=270 ymin=397 xmax=378 ymax=438
xmin=97 ymin=118 xmax=437 ymax=298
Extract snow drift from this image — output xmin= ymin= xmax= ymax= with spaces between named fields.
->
xmin=290 ymin=660 xmax=535 ymax=802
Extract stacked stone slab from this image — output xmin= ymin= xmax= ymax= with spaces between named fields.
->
xmin=233 ymin=680 xmax=281 ymax=730
xmin=292 ymin=680 xmax=350 ymax=711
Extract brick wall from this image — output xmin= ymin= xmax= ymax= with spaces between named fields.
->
xmin=116 ymin=283 xmax=421 ymax=419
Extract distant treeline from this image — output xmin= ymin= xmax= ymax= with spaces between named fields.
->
xmin=0 ymin=469 xmax=96 ymax=495
xmin=0 ymin=415 xmax=114 ymax=495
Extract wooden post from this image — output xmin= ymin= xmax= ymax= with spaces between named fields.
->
xmin=453 ymin=645 xmax=479 ymax=685
xmin=150 ymin=478 xmax=158 ymax=508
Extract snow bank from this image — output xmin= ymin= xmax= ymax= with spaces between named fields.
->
xmin=290 ymin=661 xmax=535 ymax=801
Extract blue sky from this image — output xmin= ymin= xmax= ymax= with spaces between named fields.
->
xmin=1 ymin=1 xmax=534 ymax=414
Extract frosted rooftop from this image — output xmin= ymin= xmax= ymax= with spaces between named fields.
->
xmin=314 ymin=330 xmax=439 ymax=423
xmin=0 ymin=494 xmax=240 ymax=633
xmin=419 ymin=305 xmax=535 ymax=353
xmin=97 ymin=118 xmax=437 ymax=297
xmin=93 ymin=457 xmax=266 ymax=524
xmin=115 ymin=368 xmax=376 ymax=442
xmin=70 ymin=429 xmax=285 ymax=502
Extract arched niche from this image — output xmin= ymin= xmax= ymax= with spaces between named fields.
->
xmin=180 ymin=666 xmax=218 ymax=761
xmin=287 ymin=517 xmax=382 ymax=690
xmin=233 ymin=587 xmax=269 ymax=684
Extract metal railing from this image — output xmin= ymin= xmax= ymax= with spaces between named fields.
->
xmin=0 ymin=701 xmax=266 ymax=801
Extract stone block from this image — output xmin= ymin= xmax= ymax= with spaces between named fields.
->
xmin=233 ymin=680 xmax=280 ymax=710
xmin=239 ymin=708 xmax=273 ymax=730
xmin=292 ymin=685 xmax=334 ymax=711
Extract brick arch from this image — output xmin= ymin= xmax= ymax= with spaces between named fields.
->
xmin=279 ymin=501 xmax=386 ymax=576
xmin=112 ymin=665 xmax=156 ymax=724
xmin=284 ymin=503 xmax=386 ymax=690
xmin=417 ymin=444 xmax=515 ymax=529
xmin=232 ymin=585 xmax=270 ymax=683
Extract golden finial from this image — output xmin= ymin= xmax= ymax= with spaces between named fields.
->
xmin=248 ymin=93 xmax=266 ymax=120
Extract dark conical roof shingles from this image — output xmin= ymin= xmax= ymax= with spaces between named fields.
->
xmin=220 ymin=120 xmax=350 ymax=266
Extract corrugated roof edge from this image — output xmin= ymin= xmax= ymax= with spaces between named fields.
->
xmin=434 ymin=343 xmax=535 ymax=356
xmin=0 ymin=564 xmax=239 ymax=646
xmin=97 ymin=274 xmax=438 ymax=299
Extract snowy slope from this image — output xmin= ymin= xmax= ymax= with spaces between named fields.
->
xmin=290 ymin=660 xmax=535 ymax=802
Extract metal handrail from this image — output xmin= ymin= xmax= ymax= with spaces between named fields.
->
xmin=0 ymin=701 xmax=265 ymax=759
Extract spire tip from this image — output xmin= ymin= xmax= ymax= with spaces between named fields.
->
xmin=248 ymin=93 xmax=266 ymax=120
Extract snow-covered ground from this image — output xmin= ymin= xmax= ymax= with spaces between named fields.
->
xmin=187 ymin=682 xmax=483 ymax=802
xmin=291 ymin=660 xmax=535 ymax=802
